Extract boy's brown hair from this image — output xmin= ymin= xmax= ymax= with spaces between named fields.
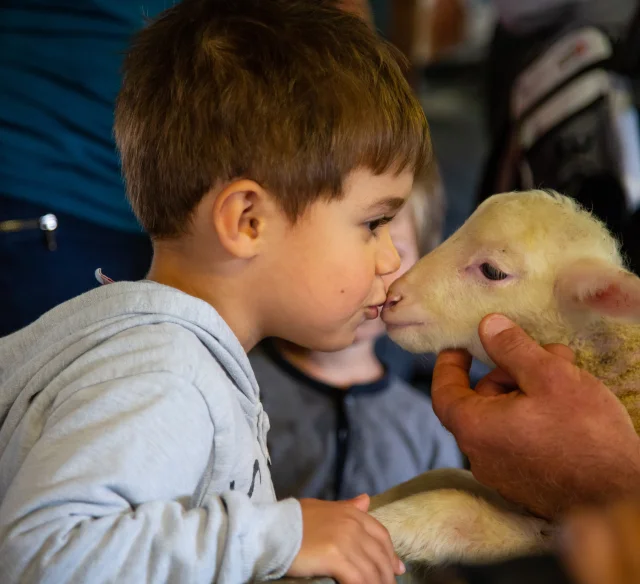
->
xmin=115 ymin=0 xmax=431 ymax=238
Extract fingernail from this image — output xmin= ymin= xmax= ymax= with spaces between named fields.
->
xmin=398 ymin=560 xmax=406 ymax=574
xmin=482 ymin=314 xmax=514 ymax=339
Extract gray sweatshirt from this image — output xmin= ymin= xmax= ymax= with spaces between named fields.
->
xmin=0 ymin=281 xmax=302 ymax=583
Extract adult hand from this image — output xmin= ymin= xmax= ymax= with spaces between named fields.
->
xmin=431 ymin=314 xmax=640 ymax=519
xmin=563 ymin=499 xmax=640 ymax=584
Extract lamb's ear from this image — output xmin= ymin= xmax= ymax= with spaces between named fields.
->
xmin=555 ymin=257 xmax=640 ymax=323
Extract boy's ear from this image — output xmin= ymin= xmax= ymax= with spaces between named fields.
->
xmin=555 ymin=257 xmax=640 ymax=324
xmin=213 ymin=180 xmax=272 ymax=259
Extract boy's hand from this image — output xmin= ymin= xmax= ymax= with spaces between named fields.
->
xmin=287 ymin=494 xmax=405 ymax=584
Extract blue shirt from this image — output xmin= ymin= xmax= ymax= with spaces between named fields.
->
xmin=0 ymin=2 xmax=173 ymax=232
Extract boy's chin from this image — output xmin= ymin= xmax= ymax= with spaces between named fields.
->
xmin=282 ymin=317 xmax=384 ymax=353
xmin=289 ymin=328 xmax=359 ymax=353
xmin=354 ymin=318 xmax=386 ymax=344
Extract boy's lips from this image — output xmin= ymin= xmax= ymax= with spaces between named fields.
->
xmin=364 ymin=305 xmax=382 ymax=320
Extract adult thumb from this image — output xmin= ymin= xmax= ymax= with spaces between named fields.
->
xmin=479 ymin=314 xmax=554 ymax=393
xmin=346 ymin=493 xmax=370 ymax=512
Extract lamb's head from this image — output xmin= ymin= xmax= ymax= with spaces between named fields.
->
xmin=382 ymin=190 xmax=640 ymax=365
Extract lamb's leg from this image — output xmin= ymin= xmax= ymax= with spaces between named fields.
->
xmin=371 ymin=489 xmax=551 ymax=566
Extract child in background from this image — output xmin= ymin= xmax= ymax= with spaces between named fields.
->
xmin=251 ymin=169 xmax=463 ymax=501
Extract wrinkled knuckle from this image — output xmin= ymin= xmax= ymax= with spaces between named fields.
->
xmin=500 ymin=332 xmax=533 ymax=360
xmin=540 ymin=356 xmax=578 ymax=388
xmin=448 ymin=401 xmax=477 ymax=444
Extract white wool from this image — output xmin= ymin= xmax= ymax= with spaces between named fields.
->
xmin=386 ymin=189 xmax=636 ymax=366
xmin=372 ymin=190 xmax=640 ymax=568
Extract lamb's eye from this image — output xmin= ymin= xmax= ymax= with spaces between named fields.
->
xmin=480 ymin=262 xmax=509 ymax=281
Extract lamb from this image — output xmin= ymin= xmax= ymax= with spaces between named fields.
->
xmin=366 ymin=189 xmax=640 ymax=568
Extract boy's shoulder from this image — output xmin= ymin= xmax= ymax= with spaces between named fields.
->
xmin=84 ymin=322 xmax=213 ymax=381
xmin=34 ymin=280 xmax=248 ymax=392
xmin=51 ymin=322 xmax=227 ymax=407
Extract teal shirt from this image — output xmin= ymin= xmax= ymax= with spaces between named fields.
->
xmin=0 ymin=2 xmax=173 ymax=232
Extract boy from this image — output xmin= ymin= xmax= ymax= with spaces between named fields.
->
xmin=252 ymin=173 xmax=463 ymax=502
xmin=0 ymin=1 xmax=429 ymax=583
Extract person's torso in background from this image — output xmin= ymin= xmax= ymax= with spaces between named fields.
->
xmin=252 ymin=343 xmax=463 ymax=501
xmin=0 ymin=1 xmax=171 ymax=232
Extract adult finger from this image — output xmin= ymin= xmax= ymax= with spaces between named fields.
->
xmin=608 ymin=501 xmax=640 ymax=581
xmin=478 ymin=314 xmax=571 ymax=395
xmin=432 ymin=349 xmax=478 ymax=432
xmin=474 ymin=343 xmax=574 ymax=397
xmin=543 ymin=343 xmax=576 ymax=364
xmin=474 ymin=366 xmax=518 ymax=397
xmin=563 ymin=511 xmax=621 ymax=584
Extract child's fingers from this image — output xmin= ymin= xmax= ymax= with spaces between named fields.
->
xmin=345 ymin=493 xmax=370 ymax=513
xmin=358 ymin=538 xmax=398 ymax=584
xmin=342 ymin=549 xmax=382 ymax=584
xmin=329 ymin=560 xmax=366 ymax=584
xmin=360 ymin=512 xmax=403 ymax=573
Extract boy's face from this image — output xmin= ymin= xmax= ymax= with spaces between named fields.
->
xmin=261 ymin=168 xmax=414 ymax=351
xmin=353 ymin=202 xmax=420 ymax=344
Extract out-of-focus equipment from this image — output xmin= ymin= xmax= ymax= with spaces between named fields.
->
xmin=479 ymin=2 xmax=640 ymax=241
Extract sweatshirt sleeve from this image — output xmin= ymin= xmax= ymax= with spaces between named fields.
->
xmin=0 ymin=372 xmax=302 ymax=583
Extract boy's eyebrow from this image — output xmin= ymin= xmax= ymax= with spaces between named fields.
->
xmin=366 ymin=196 xmax=407 ymax=214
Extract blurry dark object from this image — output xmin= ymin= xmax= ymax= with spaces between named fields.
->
xmin=623 ymin=208 xmax=640 ymax=274
xmin=0 ymin=198 xmax=152 ymax=337
xmin=337 ymin=0 xmax=374 ymax=26
xmin=390 ymin=0 xmax=469 ymax=87
xmin=273 ymin=552 xmax=573 ymax=584
xmin=453 ymin=553 xmax=573 ymax=584
xmin=0 ymin=2 xmax=168 ymax=336
xmin=478 ymin=1 xmax=640 ymax=244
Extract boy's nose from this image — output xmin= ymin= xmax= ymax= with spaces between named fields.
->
xmin=377 ymin=233 xmax=401 ymax=276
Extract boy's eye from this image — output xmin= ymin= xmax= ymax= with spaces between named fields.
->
xmin=367 ymin=216 xmax=393 ymax=232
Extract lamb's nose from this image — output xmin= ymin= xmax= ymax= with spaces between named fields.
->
xmin=384 ymin=293 xmax=402 ymax=310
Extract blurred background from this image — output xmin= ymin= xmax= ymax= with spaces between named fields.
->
xmin=1 ymin=0 xmax=640 ymax=346
xmin=2 ymin=4 xmax=639 ymax=581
